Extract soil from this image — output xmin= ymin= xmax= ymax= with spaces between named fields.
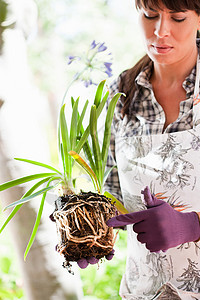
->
xmin=50 ymin=191 xmax=117 ymax=270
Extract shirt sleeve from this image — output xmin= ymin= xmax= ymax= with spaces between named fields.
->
xmin=103 ymin=76 xmax=123 ymax=203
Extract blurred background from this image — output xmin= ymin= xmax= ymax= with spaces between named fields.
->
xmin=0 ymin=0 xmax=145 ymax=299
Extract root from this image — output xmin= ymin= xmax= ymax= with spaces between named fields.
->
xmin=53 ymin=192 xmax=116 ymax=263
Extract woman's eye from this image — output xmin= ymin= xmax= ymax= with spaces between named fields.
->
xmin=172 ymin=17 xmax=186 ymax=23
xmin=144 ymin=14 xmax=158 ymax=20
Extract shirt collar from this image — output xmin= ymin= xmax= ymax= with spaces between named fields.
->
xmin=135 ymin=60 xmax=153 ymax=90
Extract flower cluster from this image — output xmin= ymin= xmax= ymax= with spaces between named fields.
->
xmin=67 ymin=40 xmax=113 ymax=87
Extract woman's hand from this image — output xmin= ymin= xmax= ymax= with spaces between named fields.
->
xmin=107 ymin=187 xmax=200 ymax=252
xmin=77 ymin=249 xmax=115 ymax=269
xmin=77 ymin=257 xmax=99 ymax=269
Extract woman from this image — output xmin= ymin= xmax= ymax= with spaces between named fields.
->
xmin=105 ymin=0 xmax=200 ymax=299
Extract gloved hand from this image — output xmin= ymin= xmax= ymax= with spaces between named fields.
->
xmin=107 ymin=186 xmax=200 ymax=252
xmin=77 ymin=249 xmax=115 ymax=269
xmin=77 ymin=257 xmax=99 ymax=269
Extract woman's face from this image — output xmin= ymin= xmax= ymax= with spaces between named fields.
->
xmin=138 ymin=3 xmax=200 ymax=66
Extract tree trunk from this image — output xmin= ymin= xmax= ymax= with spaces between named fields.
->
xmin=0 ymin=1 xmax=83 ymax=298
xmin=0 ymin=126 xmax=83 ymax=300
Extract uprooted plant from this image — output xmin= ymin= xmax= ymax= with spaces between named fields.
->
xmin=0 ymin=80 xmax=126 ymax=269
xmin=50 ymin=83 xmax=127 ymax=270
xmin=0 ymin=41 xmax=128 ymax=272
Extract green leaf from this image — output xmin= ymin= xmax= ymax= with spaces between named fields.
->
xmin=24 ymin=196 xmax=46 ymax=260
xmin=71 ymin=96 xmax=75 ymax=107
xmin=96 ymin=90 xmax=109 ymax=118
xmin=104 ymin=191 xmax=129 ymax=214
xmin=14 ymin=158 xmax=62 ymax=175
xmin=0 ymin=172 xmax=58 ymax=192
xmin=0 ymin=177 xmax=53 ymax=234
xmin=75 ymin=89 xmax=109 ymax=154
xmin=94 ymin=80 xmax=106 ymax=107
xmin=60 ymin=104 xmax=71 ymax=178
xmin=60 ymin=144 xmax=66 ymax=175
xmin=77 ymin=100 xmax=95 ymax=172
xmin=70 ymin=97 xmax=79 ymax=150
xmin=72 ymin=178 xmax=76 ymax=188
xmin=0 ymin=205 xmax=22 ymax=234
xmin=24 ymin=180 xmax=52 ymax=260
xmin=24 ymin=194 xmax=46 ymax=260
xmin=69 ymin=151 xmax=100 ymax=193
xmin=101 ymin=93 xmax=122 ymax=174
xmin=76 ymin=132 xmax=91 ymax=158
xmin=4 ymin=180 xmax=60 ymax=210
xmin=75 ymin=123 xmax=90 ymax=154
xmin=0 ymin=256 xmax=12 ymax=274
xmin=0 ymin=257 xmax=11 ymax=274
xmin=82 ymin=141 xmax=96 ymax=174
xmin=90 ymin=105 xmax=101 ymax=182
xmin=103 ymin=165 xmax=117 ymax=186
xmin=77 ymin=99 xmax=89 ymax=135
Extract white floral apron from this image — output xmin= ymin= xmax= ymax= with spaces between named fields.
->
xmin=115 ymin=56 xmax=200 ymax=300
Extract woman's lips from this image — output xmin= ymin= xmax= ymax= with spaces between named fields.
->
xmin=152 ymin=44 xmax=173 ymax=54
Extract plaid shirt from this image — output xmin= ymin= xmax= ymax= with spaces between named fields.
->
xmin=105 ymin=58 xmax=197 ymax=201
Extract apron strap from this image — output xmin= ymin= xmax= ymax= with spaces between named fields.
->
xmin=193 ymin=54 xmax=200 ymax=122
xmin=194 ymin=54 xmax=200 ymax=97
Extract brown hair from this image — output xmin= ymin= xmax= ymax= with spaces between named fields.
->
xmin=135 ymin=0 xmax=200 ymax=13
xmin=120 ymin=0 xmax=200 ymax=117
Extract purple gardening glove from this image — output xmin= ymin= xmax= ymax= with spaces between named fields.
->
xmin=77 ymin=249 xmax=115 ymax=269
xmin=107 ymin=186 xmax=200 ymax=252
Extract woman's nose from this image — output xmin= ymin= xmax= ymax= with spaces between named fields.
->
xmin=154 ymin=17 xmax=170 ymax=38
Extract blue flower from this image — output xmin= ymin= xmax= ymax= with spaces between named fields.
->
xmin=98 ymin=42 xmax=107 ymax=52
xmin=104 ymin=62 xmax=112 ymax=77
xmin=83 ymin=79 xmax=93 ymax=88
xmin=105 ymin=70 xmax=112 ymax=77
xmin=67 ymin=41 xmax=113 ymax=87
xmin=90 ymin=40 xmax=98 ymax=49
xmin=104 ymin=62 xmax=112 ymax=69
xmin=67 ymin=55 xmax=80 ymax=65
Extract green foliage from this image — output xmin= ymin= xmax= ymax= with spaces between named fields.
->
xmin=0 ymin=208 xmax=24 ymax=300
xmin=0 ymin=0 xmax=8 ymax=24
xmin=0 ymin=80 xmax=114 ymax=259
xmin=58 ymin=81 xmax=109 ymax=186
xmin=80 ymin=230 xmax=127 ymax=300
xmin=88 ymin=91 xmax=123 ymax=192
xmin=70 ymin=89 xmax=123 ymax=193
xmin=0 ymin=222 xmax=127 ymax=300
xmin=0 ymin=0 xmax=16 ymax=54
xmin=0 ymin=256 xmax=24 ymax=300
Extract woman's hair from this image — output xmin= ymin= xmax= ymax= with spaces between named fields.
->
xmin=135 ymin=0 xmax=200 ymax=14
xmin=120 ymin=0 xmax=200 ymax=117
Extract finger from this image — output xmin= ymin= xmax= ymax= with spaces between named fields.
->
xmin=133 ymin=221 xmax=146 ymax=234
xmin=142 ymin=186 xmax=164 ymax=208
xmin=77 ymin=258 xmax=89 ymax=269
xmin=146 ymin=242 xmax=163 ymax=253
xmin=137 ymin=232 xmax=146 ymax=244
xmin=107 ymin=210 xmax=149 ymax=227
xmin=141 ymin=186 xmax=154 ymax=206
xmin=150 ymin=195 xmax=164 ymax=207
xmin=87 ymin=257 xmax=99 ymax=264
xmin=105 ymin=249 xmax=115 ymax=261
